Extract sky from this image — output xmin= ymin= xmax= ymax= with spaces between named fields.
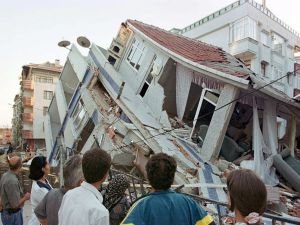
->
xmin=0 ymin=0 xmax=300 ymax=127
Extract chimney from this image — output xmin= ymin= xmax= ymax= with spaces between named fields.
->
xmin=262 ymin=0 xmax=266 ymax=8
xmin=55 ymin=59 xmax=60 ymax=66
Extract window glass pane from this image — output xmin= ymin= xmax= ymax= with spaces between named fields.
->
xmin=127 ymin=38 xmax=145 ymax=71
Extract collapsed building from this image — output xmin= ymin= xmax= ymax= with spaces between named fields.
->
xmin=45 ymin=20 xmax=300 ymax=220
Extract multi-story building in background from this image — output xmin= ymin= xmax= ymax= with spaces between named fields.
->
xmin=14 ymin=60 xmax=62 ymax=151
xmin=176 ymin=0 xmax=300 ymax=97
xmin=0 ymin=127 xmax=12 ymax=145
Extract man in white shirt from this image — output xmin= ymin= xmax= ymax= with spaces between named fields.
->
xmin=58 ymin=148 xmax=112 ymax=225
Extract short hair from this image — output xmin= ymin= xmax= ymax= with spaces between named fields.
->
xmin=63 ymin=155 xmax=83 ymax=189
xmin=29 ymin=156 xmax=47 ymax=181
xmin=7 ymin=156 xmax=22 ymax=171
xmin=227 ymin=169 xmax=267 ymax=216
xmin=146 ymin=153 xmax=177 ymax=190
xmin=82 ymin=148 xmax=111 ymax=184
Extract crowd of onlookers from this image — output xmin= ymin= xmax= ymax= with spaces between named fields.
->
xmin=0 ymin=146 xmax=267 ymax=225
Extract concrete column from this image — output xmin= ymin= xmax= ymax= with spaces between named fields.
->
xmin=201 ymin=84 xmax=240 ymax=161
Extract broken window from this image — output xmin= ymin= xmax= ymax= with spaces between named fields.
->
xmin=127 ymin=38 xmax=145 ymax=70
xmin=190 ymin=88 xmax=220 ymax=138
xmin=139 ymin=55 xmax=157 ymax=97
xmin=72 ymin=99 xmax=87 ymax=130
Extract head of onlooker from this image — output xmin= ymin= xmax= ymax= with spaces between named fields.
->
xmin=226 ymin=169 xmax=267 ymax=225
xmin=63 ymin=155 xmax=84 ymax=190
xmin=146 ymin=153 xmax=177 ymax=191
xmin=103 ymin=174 xmax=130 ymax=211
xmin=29 ymin=156 xmax=50 ymax=181
xmin=34 ymin=155 xmax=84 ymax=225
xmin=82 ymin=148 xmax=111 ymax=189
xmin=7 ymin=155 xmax=22 ymax=174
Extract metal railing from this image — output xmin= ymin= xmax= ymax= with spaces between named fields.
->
xmin=184 ymin=192 xmax=300 ymax=225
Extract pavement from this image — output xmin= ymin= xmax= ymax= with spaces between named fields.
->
xmin=0 ymin=201 xmax=32 ymax=225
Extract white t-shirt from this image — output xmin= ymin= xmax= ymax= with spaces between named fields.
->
xmin=58 ymin=181 xmax=109 ymax=225
xmin=28 ymin=180 xmax=52 ymax=225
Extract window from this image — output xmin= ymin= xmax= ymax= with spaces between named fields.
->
xmin=261 ymin=31 xmax=268 ymax=46
xmin=127 ymin=38 xmax=145 ymax=70
xmin=233 ymin=17 xmax=256 ymax=42
xmin=43 ymin=91 xmax=53 ymax=100
xmin=35 ymin=75 xmax=53 ymax=84
xmin=139 ymin=55 xmax=157 ymax=97
xmin=272 ymin=33 xmax=284 ymax=55
xmin=43 ymin=107 xmax=48 ymax=116
xmin=260 ymin=62 xmax=268 ymax=76
xmin=72 ymin=99 xmax=87 ymax=129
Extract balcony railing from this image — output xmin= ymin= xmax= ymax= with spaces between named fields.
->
xmin=23 ymin=80 xmax=34 ymax=90
xmin=22 ymin=130 xmax=33 ymax=139
xmin=22 ymin=113 xmax=33 ymax=123
xmin=23 ymin=97 xmax=33 ymax=107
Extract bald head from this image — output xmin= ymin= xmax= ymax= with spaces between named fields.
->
xmin=7 ymin=156 xmax=22 ymax=171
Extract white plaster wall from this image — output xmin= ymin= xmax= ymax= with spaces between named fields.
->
xmin=198 ymin=26 xmax=230 ymax=52
xmin=33 ymin=79 xmax=58 ymax=139
xmin=118 ymin=34 xmax=169 ymax=94
xmin=63 ymin=121 xmax=76 ymax=148
xmin=68 ymin=45 xmax=89 ymax=81
xmin=44 ymin=114 xmax=53 ymax=158
xmin=143 ymin=82 xmax=165 ymax=119
xmin=55 ymin=81 xmax=68 ymax=123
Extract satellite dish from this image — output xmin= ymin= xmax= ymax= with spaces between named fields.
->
xmin=58 ymin=40 xmax=71 ymax=48
xmin=77 ymin=36 xmax=91 ymax=48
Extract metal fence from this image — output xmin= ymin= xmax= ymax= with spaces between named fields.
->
xmin=107 ymin=170 xmax=300 ymax=225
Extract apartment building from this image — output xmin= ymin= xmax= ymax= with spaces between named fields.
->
xmin=0 ymin=127 xmax=12 ymax=145
xmin=17 ymin=61 xmax=62 ymax=151
xmin=177 ymin=0 xmax=300 ymax=97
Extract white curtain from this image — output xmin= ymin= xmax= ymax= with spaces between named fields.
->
xmin=252 ymin=97 xmax=265 ymax=179
xmin=252 ymin=97 xmax=278 ymax=185
xmin=176 ymin=64 xmax=193 ymax=120
xmin=263 ymin=100 xmax=278 ymax=156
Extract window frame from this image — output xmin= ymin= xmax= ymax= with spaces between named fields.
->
xmin=126 ymin=38 xmax=145 ymax=71
xmin=43 ymin=91 xmax=53 ymax=100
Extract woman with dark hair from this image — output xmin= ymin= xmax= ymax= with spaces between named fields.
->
xmin=28 ymin=156 xmax=52 ymax=225
xmin=226 ymin=169 xmax=267 ymax=225
xmin=102 ymin=174 xmax=131 ymax=225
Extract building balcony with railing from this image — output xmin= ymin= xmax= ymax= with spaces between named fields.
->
xmin=22 ymin=113 xmax=33 ymax=123
xmin=22 ymin=130 xmax=33 ymax=139
xmin=22 ymin=80 xmax=34 ymax=90
xmin=23 ymin=96 xmax=33 ymax=107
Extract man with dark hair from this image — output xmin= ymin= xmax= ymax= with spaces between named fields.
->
xmin=7 ymin=143 xmax=13 ymax=154
xmin=0 ymin=156 xmax=31 ymax=225
xmin=58 ymin=148 xmax=111 ymax=225
xmin=34 ymin=155 xmax=84 ymax=225
xmin=121 ymin=153 xmax=215 ymax=225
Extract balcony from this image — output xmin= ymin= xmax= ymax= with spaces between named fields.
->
xmin=23 ymin=80 xmax=34 ymax=90
xmin=22 ymin=113 xmax=33 ymax=123
xmin=22 ymin=130 xmax=33 ymax=139
xmin=23 ymin=97 xmax=33 ymax=107
xmin=229 ymin=37 xmax=259 ymax=60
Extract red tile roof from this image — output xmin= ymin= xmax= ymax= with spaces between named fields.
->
xmin=127 ymin=20 xmax=253 ymax=79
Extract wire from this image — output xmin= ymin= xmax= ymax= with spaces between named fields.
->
xmin=107 ymin=70 xmax=296 ymax=152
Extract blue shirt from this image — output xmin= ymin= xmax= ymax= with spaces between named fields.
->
xmin=121 ymin=190 xmax=215 ymax=225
